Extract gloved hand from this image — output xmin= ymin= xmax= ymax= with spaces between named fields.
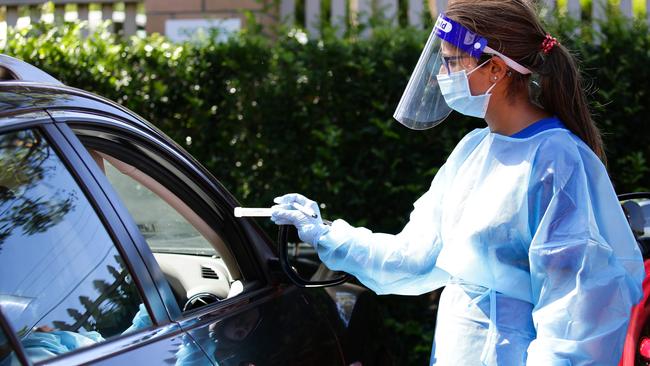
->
xmin=271 ymin=193 xmax=329 ymax=246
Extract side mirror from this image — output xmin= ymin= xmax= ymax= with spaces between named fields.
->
xmin=277 ymin=225 xmax=351 ymax=288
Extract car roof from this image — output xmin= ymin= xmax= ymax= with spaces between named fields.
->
xmin=0 ymin=82 xmax=148 ymax=126
xmin=0 ymin=54 xmax=157 ymax=135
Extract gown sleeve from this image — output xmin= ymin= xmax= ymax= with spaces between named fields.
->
xmin=316 ymin=128 xmax=489 ymax=295
xmin=312 ymin=128 xmax=489 ymax=296
xmin=525 ymin=143 xmax=644 ymax=365
xmin=314 ymin=164 xmax=448 ymax=295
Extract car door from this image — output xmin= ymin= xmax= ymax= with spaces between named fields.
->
xmin=49 ymin=110 xmax=345 ymax=366
xmin=0 ymin=112 xmax=203 ymax=366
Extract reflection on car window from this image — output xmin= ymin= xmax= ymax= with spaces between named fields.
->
xmin=0 ymin=129 xmax=149 ymax=364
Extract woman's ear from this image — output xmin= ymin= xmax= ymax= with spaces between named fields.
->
xmin=489 ymin=57 xmax=509 ymax=82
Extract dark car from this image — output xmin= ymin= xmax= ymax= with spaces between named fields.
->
xmin=0 ymin=55 xmax=388 ymax=366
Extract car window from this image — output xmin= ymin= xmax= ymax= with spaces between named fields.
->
xmin=101 ymin=157 xmax=218 ymax=257
xmin=76 ymin=137 xmax=244 ymax=313
xmin=0 ymin=129 xmax=150 ymax=364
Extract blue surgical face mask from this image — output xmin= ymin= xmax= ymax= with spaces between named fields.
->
xmin=435 ymin=60 xmax=498 ymax=119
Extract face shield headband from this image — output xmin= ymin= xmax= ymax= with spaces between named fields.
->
xmin=393 ymin=14 xmax=532 ymax=130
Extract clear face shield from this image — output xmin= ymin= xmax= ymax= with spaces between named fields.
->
xmin=393 ymin=14 xmax=532 ymax=130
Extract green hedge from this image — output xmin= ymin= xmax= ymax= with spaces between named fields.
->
xmin=4 ymin=16 xmax=648 ymax=236
xmin=2 ymin=12 xmax=649 ymax=364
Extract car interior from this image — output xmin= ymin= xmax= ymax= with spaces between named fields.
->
xmin=87 ymin=149 xmax=244 ymax=311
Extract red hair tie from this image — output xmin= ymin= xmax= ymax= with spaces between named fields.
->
xmin=541 ymin=33 xmax=559 ymax=54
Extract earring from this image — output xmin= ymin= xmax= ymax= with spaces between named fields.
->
xmin=493 ymin=76 xmax=498 ymax=81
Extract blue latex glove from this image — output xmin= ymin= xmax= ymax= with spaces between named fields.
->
xmin=271 ymin=193 xmax=329 ymax=246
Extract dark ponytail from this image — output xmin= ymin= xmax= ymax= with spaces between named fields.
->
xmin=446 ymin=0 xmax=606 ymax=163
xmin=536 ymin=43 xmax=606 ymax=162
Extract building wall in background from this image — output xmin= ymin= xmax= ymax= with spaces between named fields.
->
xmin=145 ymin=0 xmax=274 ymax=35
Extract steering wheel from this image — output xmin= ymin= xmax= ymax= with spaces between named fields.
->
xmin=183 ymin=292 xmax=220 ymax=312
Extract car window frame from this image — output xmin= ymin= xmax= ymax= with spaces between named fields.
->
xmin=0 ymin=116 xmax=173 ymax=364
xmin=48 ymin=110 xmax=269 ymax=320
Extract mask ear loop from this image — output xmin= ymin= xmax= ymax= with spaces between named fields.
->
xmin=467 ymin=58 xmax=492 ymax=76
xmin=484 ymin=80 xmax=499 ymax=94
xmin=467 ymin=57 xmax=500 ymax=95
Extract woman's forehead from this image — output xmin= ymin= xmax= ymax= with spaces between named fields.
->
xmin=440 ymin=42 xmax=464 ymax=56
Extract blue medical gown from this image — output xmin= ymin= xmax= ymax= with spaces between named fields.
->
xmin=315 ymin=127 xmax=644 ymax=365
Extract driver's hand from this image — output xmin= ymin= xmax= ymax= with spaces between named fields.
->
xmin=271 ymin=193 xmax=329 ymax=246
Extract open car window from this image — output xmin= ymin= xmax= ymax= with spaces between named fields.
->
xmin=73 ymin=130 xmax=247 ymax=313
xmin=97 ymin=152 xmax=221 ymax=258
